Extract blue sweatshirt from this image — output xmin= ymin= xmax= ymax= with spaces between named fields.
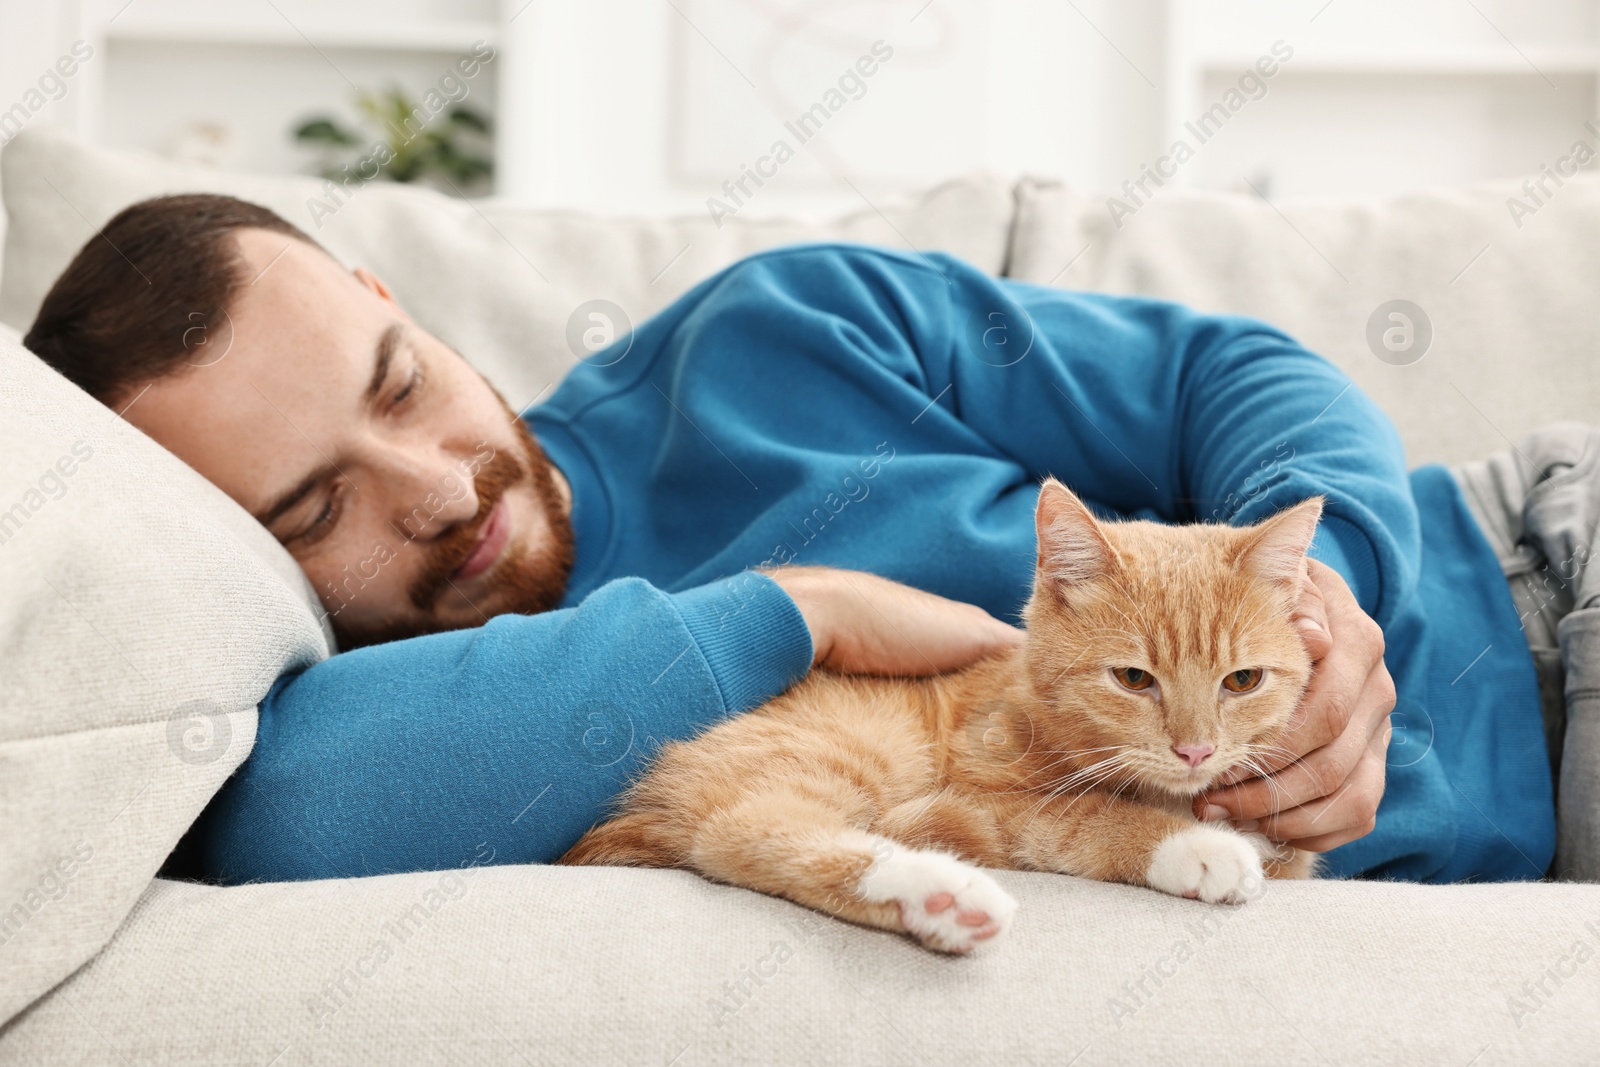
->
xmin=168 ymin=243 xmax=1554 ymax=885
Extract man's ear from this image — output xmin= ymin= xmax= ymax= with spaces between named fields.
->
xmin=352 ymin=267 xmax=409 ymax=318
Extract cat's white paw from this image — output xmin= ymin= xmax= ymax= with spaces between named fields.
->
xmin=1146 ymin=825 xmax=1265 ymax=905
xmin=856 ymin=842 xmax=1017 ymax=954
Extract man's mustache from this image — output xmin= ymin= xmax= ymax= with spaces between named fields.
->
xmin=407 ymin=447 xmax=527 ymax=611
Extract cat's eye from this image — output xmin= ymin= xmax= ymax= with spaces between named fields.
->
xmin=1222 ymin=668 xmax=1264 ymax=693
xmin=1112 ymin=667 xmax=1155 ymax=692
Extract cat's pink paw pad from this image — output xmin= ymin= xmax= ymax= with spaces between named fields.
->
xmin=857 ymin=844 xmax=1017 ymax=954
xmin=1146 ymin=825 xmax=1265 ymax=905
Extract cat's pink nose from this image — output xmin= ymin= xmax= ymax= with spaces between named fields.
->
xmin=1172 ymin=743 xmax=1214 ymax=768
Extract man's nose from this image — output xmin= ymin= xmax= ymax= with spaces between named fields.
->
xmin=383 ymin=453 xmax=479 ymax=538
xmin=1172 ymin=743 xmax=1215 ymax=768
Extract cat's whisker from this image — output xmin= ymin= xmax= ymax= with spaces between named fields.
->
xmin=1013 ymin=753 xmax=1134 ymax=824
xmin=1047 ymin=753 xmax=1140 ymax=801
xmin=1039 ymin=760 xmax=1143 ymax=831
xmin=1238 ymin=740 xmax=1295 ymax=766
xmin=984 ymin=746 xmax=1134 ymax=792
xmin=985 ymin=758 xmax=1113 ymax=793
xmin=993 ymin=747 xmax=1132 ymax=787
xmin=1033 ymin=755 xmax=1132 ymax=797
xmin=1238 ymin=742 xmax=1301 ymax=787
xmin=984 ymin=760 xmax=1112 ymax=796
xmin=1228 ymin=751 xmax=1296 ymax=821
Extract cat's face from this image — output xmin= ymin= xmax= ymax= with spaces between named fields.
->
xmin=1019 ymin=479 xmax=1320 ymax=798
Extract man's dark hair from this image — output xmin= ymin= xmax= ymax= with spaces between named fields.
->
xmin=24 ymin=194 xmax=319 ymax=404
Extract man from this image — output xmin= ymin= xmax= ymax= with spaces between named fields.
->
xmin=22 ymin=194 xmax=1577 ymax=884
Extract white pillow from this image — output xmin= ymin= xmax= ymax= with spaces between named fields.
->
xmin=0 ymin=339 xmax=332 ymax=1026
xmin=0 ymin=127 xmax=1016 ymax=418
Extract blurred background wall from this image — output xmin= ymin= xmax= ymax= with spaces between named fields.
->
xmin=2 ymin=0 xmax=1597 ymax=222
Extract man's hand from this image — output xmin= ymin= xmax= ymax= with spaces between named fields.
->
xmin=764 ymin=566 xmax=1024 ymax=676
xmin=1195 ymin=557 xmax=1397 ymax=852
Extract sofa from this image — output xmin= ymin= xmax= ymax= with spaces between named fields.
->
xmin=1 ymin=125 xmax=1597 ymax=1065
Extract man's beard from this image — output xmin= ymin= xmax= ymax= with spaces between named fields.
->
xmin=333 ymin=405 xmax=577 ymax=650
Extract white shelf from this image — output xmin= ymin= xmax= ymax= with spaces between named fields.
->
xmin=102 ymin=18 xmax=498 ymax=52
xmin=1163 ymin=0 xmax=1600 ymax=193
xmin=1196 ymin=44 xmax=1600 ymax=76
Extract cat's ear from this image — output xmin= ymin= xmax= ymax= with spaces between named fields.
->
xmin=1232 ymin=496 xmax=1325 ymax=585
xmin=1035 ymin=477 xmax=1119 ymax=585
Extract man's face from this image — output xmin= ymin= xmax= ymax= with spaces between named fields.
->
xmin=123 ymin=227 xmax=575 ymax=648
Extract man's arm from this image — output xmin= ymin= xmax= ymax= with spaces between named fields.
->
xmin=175 ymin=567 xmax=1020 ymax=884
xmin=684 ymin=245 xmax=1419 ymax=626
xmin=177 ymin=572 xmax=809 ymax=882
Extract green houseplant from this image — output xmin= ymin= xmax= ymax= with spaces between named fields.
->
xmin=294 ymin=87 xmax=493 ymax=195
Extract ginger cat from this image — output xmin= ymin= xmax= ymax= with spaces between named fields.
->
xmin=562 ymin=478 xmax=1322 ymax=953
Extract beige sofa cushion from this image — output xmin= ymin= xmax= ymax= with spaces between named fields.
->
xmin=0 ymin=126 xmax=1016 ymax=418
xmin=1 ymin=864 xmax=1595 ymax=1065
xmin=0 ymin=340 xmax=332 ymax=1026
xmin=1006 ymin=176 xmax=1600 ymax=467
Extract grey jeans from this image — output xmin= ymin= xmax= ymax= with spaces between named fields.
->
xmin=1449 ymin=421 xmax=1600 ymax=881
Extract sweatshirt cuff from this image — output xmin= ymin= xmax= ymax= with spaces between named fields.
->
xmin=1308 ymin=515 xmax=1382 ymax=618
xmin=672 ymin=571 xmax=815 ymax=713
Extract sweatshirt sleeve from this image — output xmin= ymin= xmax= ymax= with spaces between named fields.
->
xmin=683 ymin=246 xmax=1420 ymax=627
xmin=172 ymin=571 xmax=812 ymax=883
